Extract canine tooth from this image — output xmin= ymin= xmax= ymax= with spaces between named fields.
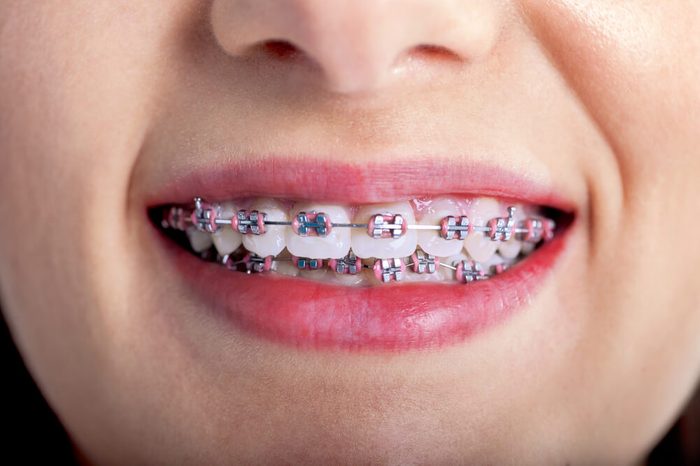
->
xmin=497 ymin=203 xmax=525 ymax=259
xmin=186 ymin=227 xmax=213 ymax=253
xmin=351 ymin=201 xmax=417 ymax=259
xmin=463 ymin=198 xmax=500 ymax=262
xmin=286 ymin=203 xmax=351 ymax=259
xmin=211 ymin=201 xmax=243 ymax=255
xmin=417 ymin=197 xmax=465 ymax=257
xmin=242 ymin=198 xmax=288 ymax=256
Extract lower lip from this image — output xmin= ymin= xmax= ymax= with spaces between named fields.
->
xmin=162 ymin=228 xmax=569 ymax=352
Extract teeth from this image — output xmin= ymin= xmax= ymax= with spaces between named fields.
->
xmin=186 ymin=226 xmax=213 ymax=253
xmin=211 ymin=201 xmax=243 ymax=255
xmin=285 ymin=202 xmax=352 ymax=259
xmin=351 ymin=201 xmax=417 ymax=259
xmin=175 ymin=195 xmax=556 ymax=285
xmin=272 ymin=261 xmax=300 ymax=278
xmin=498 ymin=238 xmax=522 ymax=259
xmin=242 ymin=198 xmax=288 ymax=257
xmin=521 ymin=242 xmax=536 ymax=254
xmin=445 ymin=251 xmax=471 ymax=270
xmin=328 ymin=271 xmax=368 ymax=286
xmin=463 ymin=198 xmax=500 ymax=262
xmin=299 ymin=268 xmax=329 ymax=281
xmin=497 ymin=204 xmax=525 ymax=259
xmin=483 ymin=253 xmax=509 ymax=270
xmin=417 ymin=197 xmax=466 ymax=257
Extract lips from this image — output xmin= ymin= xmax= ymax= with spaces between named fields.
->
xmin=147 ymin=156 xmax=575 ymax=351
xmin=148 ymin=156 xmax=571 ymax=207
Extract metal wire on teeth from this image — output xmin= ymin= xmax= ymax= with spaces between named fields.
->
xmin=159 ymin=196 xmax=558 ymax=284
xmin=211 ymin=248 xmax=510 ymax=284
xmin=164 ymin=197 xmax=556 ymax=243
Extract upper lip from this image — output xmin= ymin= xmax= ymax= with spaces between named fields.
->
xmin=144 ymin=155 xmax=575 ymax=211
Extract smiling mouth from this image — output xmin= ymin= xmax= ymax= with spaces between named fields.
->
xmin=147 ymin=157 xmax=574 ymax=351
xmin=155 ymin=195 xmax=559 ymax=285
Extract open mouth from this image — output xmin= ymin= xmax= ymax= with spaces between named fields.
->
xmin=148 ymin=158 xmax=574 ymax=351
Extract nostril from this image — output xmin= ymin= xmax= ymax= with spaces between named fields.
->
xmin=411 ymin=44 xmax=463 ymax=63
xmin=261 ymin=39 xmax=301 ymax=60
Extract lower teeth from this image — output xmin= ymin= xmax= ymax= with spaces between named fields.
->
xmin=185 ymin=242 xmax=527 ymax=286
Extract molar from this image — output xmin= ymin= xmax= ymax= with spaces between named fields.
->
xmin=351 ymin=201 xmax=417 ymax=259
xmin=463 ymin=197 xmax=500 ymax=262
xmin=416 ymin=197 xmax=466 ymax=257
xmin=242 ymin=198 xmax=288 ymax=257
xmin=211 ymin=201 xmax=243 ymax=255
xmin=285 ymin=202 xmax=352 ymax=259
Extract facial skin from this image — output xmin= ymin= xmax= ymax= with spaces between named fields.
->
xmin=1 ymin=0 xmax=699 ymax=463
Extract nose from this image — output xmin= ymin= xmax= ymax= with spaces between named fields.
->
xmin=210 ymin=0 xmax=505 ymax=94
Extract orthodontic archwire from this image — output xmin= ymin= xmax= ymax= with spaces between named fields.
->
xmin=160 ymin=197 xmax=556 ymax=283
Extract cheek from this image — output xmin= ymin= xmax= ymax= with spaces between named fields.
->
xmin=0 ymin=5 xmax=146 ymax=311
xmin=523 ymin=0 xmax=700 ymax=176
xmin=0 ymin=1 xmax=178 ymax=440
xmin=523 ymin=0 xmax=700 ymax=452
xmin=522 ymin=1 xmax=700 ymax=287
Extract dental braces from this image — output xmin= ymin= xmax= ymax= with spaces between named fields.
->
xmin=163 ymin=197 xmax=556 ymax=243
xmin=159 ymin=197 xmax=557 ymax=284
xmin=214 ymin=248 xmax=508 ymax=284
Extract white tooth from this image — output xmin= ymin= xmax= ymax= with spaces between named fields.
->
xmin=483 ymin=254 xmax=508 ymax=269
xmin=328 ymin=271 xmax=368 ymax=286
xmin=498 ymin=239 xmax=522 ymax=259
xmin=417 ymin=197 xmax=465 ymax=257
xmin=243 ymin=198 xmax=288 ymax=257
xmin=211 ymin=201 xmax=243 ymax=255
xmin=272 ymin=261 xmax=300 ymax=278
xmin=285 ymin=203 xmax=351 ymax=259
xmin=299 ymin=268 xmax=329 ymax=282
xmin=497 ymin=203 xmax=525 ymax=259
xmin=403 ymin=266 xmax=446 ymax=283
xmin=444 ymin=252 xmax=471 ymax=282
xmin=464 ymin=230 xmax=498 ymax=262
xmin=351 ymin=201 xmax=418 ymax=259
xmin=186 ymin=227 xmax=213 ymax=253
xmin=463 ymin=197 xmax=500 ymax=262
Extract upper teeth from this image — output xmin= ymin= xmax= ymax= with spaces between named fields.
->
xmin=166 ymin=195 xmax=556 ymax=271
xmin=351 ymin=201 xmax=417 ymax=259
xmin=285 ymin=202 xmax=352 ymax=259
xmin=242 ymin=198 xmax=288 ymax=257
xmin=416 ymin=197 xmax=468 ymax=257
xmin=211 ymin=201 xmax=242 ymax=255
xmin=463 ymin=197 xmax=501 ymax=262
